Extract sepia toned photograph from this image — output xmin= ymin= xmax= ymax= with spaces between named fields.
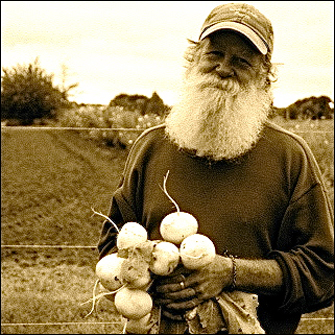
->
xmin=1 ymin=1 xmax=334 ymax=334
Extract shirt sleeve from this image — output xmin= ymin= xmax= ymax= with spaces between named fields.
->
xmin=97 ymin=171 xmax=141 ymax=259
xmin=267 ymin=135 xmax=334 ymax=314
xmin=97 ymin=129 xmax=153 ymax=259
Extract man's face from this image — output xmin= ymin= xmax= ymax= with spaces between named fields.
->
xmin=196 ymin=31 xmax=266 ymax=89
xmin=165 ymin=30 xmax=272 ymax=161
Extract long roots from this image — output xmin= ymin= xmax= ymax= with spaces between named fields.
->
xmin=82 ymin=280 xmax=125 ymax=318
xmin=91 ymin=208 xmax=120 ymax=233
xmin=161 ymin=170 xmax=180 ymax=212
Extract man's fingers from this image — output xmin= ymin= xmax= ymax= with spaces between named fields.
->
xmin=159 ymin=287 xmax=197 ymax=300
xmin=166 ymin=297 xmax=201 ymax=310
xmin=161 ymin=309 xmax=184 ymax=321
xmin=155 ymin=281 xmax=185 ymax=293
xmin=156 ymin=271 xmax=203 ymax=294
xmin=183 ymin=272 xmax=202 ymax=287
xmin=156 ymin=273 xmax=186 ymax=286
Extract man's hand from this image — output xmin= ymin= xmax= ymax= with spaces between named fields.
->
xmin=154 ymin=255 xmax=233 ymax=316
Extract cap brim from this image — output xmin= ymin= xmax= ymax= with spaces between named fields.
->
xmin=199 ymin=21 xmax=268 ymax=55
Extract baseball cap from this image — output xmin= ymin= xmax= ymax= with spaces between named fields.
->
xmin=199 ymin=3 xmax=273 ymax=55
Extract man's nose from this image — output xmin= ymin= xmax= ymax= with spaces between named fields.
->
xmin=215 ymin=59 xmax=234 ymax=78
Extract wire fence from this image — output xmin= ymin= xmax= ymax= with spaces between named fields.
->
xmin=2 ymin=317 xmax=334 ymax=328
xmin=1 ymin=243 xmax=334 ymax=327
xmin=1 ymin=244 xmax=96 ymax=249
xmin=1 ymin=125 xmax=334 ymax=134
xmin=1 ymin=126 xmax=144 ymax=132
xmin=2 ymin=125 xmax=333 ymax=330
xmin=1 ymin=321 xmax=122 ymax=327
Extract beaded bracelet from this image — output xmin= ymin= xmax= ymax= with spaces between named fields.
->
xmin=224 ymin=250 xmax=237 ymax=291
xmin=228 ymin=254 xmax=237 ymax=291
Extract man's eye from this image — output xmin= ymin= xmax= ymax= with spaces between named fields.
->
xmin=207 ymin=51 xmax=223 ymax=57
xmin=236 ymin=57 xmax=251 ymax=67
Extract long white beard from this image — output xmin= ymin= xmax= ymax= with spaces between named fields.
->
xmin=165 ymin=67 xmax=273 ymax=161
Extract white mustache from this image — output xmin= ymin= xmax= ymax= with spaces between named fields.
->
xmin=194 ymin=74 xmax=240 ymax=96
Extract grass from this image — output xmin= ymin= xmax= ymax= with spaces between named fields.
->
xmin=1 ymin=120 xmax=334 ymax=334
xmin=1 ymin=128 xmax=128 ymax=247
xmin=1 ymin=129 xmax=128 ymax=333
xmin=1 ymin=261 xmax=124 ymax=334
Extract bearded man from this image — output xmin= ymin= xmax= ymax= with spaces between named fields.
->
xmin=98 ymin=3 xmax=334 ymax=334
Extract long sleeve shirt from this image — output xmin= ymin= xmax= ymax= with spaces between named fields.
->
xmin=98 ymin=122 xmax=334 ymax=334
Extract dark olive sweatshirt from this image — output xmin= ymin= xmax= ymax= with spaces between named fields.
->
xmin=98 ymin=122 xmax=334 ymax=334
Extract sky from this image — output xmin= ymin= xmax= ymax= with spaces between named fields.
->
xmin=1 ymin=1 xmax=334 ymax=107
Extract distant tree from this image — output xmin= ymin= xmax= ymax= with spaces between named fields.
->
xmin=109 ymin=93 xmax=149 ymax=114
xmin=285 ymin=96 xmax=334 ymax=120
xmin=1 ymin=57 xmax=78 ymax=124
xmin=314 ymin=96 xmax=334 ymax=119
xmin=272 ymin=96 xmax=334 ymax=120
xmin=109 ymin=92 xmax=170 ymax=116
xmin=59 ymin=62 xmax=79 ymax=101
xmin=270 ymin=106 xmax=286 ymax=119
xmin=145 ymin=92 xmax=169 ymax=116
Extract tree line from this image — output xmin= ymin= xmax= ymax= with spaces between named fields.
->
xmin=1 ymin=59 xmax=333 ymax=125
xmin=272 ymin=96 xmax=333 ymax=120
